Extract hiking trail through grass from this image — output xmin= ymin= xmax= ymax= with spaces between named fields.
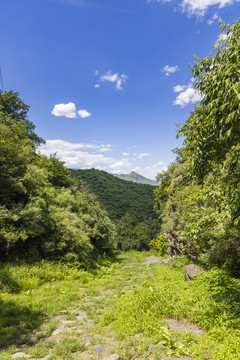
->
xmin=1 ymin=252 xmax=240 ymax=360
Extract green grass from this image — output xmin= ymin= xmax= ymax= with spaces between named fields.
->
xmin=110 ymin=255 xmax=240 ymax=359
xmin=0 ymin=252 xmax=239 ymax=359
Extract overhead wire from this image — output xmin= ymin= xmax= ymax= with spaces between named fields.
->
xmin=0 ymin=64 xmax=4 ymax=91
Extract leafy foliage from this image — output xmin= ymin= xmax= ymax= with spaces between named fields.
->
xmin=0 ymin=91 xmax=115 ymax=263
xmin=149 ymin=234 xmax=168 ymax=256
xmin=71 ymin=168 xmax=162 ymax=250
xmin=115 ymin=213 xmax=149 ymax=251
xmin=70 ymin=168 xmax=158 ymax=222
xmin=155 ymin=19 xmax=240 ymax=275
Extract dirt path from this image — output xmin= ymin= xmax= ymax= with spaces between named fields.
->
xmin=10 ymin=254 xmax=203 ymax=360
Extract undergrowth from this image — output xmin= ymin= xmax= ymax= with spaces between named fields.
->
xmin=0 ymin=256 xmax=118 ymax=348
xmin=108 ymin=254 xmax=240 ymax=359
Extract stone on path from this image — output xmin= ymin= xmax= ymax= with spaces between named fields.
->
xmin=103 ymin=355 xmax=121 ymax=360
xmin=79 ymin=351 xmax=93 ymax=359
xmin=53 ymin=315 xmax=66 ymax=320
xmin=76 ymin=314 xmax=87 ymax=321
xmin=142 ymin=255 xmax=162 ymax=264
xmin=148 ymin=343 xmax=168 ymax=351
xmin=160 ymin=257 xmax=175 ymax=265
xmin=83 ymin=301 xmax=94 ymax=306
xmin=52 ymin=328 xmax=64 ymax=336
xmin=11 ymin=352 xmax=30 ymax=359
xmin=161 ymin=357 xmax=194 ymax=360
xmin=165 ymin=319 xmax=206 ymax=335
xmin=184 ymin=264 xmax=204 ymax=281
xmin=91 ymin=344 xmax=107 ymax=354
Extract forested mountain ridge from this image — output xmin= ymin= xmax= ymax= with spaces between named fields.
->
xmin=115 ymin=171 xmax=158 ymax=185
xmin=70 ymin=168 xmax=157 ymax=222
xmin=70 ymin=169 xmax=161 ymax=250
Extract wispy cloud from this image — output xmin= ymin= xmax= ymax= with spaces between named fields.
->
xmin=95 ymin=70 xmax=128 ymax=91
xmin=173 ymin=79 xmax=203 ymax=107
xmin=180 ymin=0 xmax=238 ymax=16
xmin=148 ymin=0 xmax=240 ymax=16
xmin=51 ymin=102 xmax=77 ymax=118
xmin=57 ymin=0 xmax=100 ymax=9
xmin=207 ymin=12 xmax=218 ymax=25
xmin=138 ymin=153 xmax=151 ymax=159
xmin=162 ymin=65 xmax=179 ymax=76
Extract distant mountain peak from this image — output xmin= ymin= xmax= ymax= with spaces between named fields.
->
xmin=115 ymin=171 xmax=158 ymax=186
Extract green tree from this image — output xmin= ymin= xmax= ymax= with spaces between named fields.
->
xmin=116 ymin=214 xmax=149 ymax=251
xmin=0 ymin=91 xmax=116 ymax=263
xmin=155 ymin=19 xmax=240 ymax=275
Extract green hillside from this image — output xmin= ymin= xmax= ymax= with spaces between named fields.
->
xmin=70 ymin=168 xmax=158 ymax=222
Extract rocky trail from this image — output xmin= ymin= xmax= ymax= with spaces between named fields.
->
xmin=10 ymin=254 xmax=206 ymax=360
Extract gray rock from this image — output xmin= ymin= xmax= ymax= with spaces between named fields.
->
xmin=76 ymin=314 xmax=87 ymax=321
xmin=52 ymin=328 xmax=64 ymax=336
xmin=105 ymin=339 xmax=120 ymax=345
xmin=161 ymin=357 xmax=194 ymax=360
xmin=160 ymin=257 xmax=175 ymax=265
xmin=184 ymin=264 xmax=204 ymax=281
xmin=11 ymin=353 xmax=30 ymax=359
xmin=142 ymin=256 xmax=162 ymax=264
xmin=83 ymin=301 xmax=94 ymax=306
xmin=61 ymin=320 xmax=75 ymax=324
xmin=148 ymin=343 xmax=168 ymax=351
xmin=103 ymin=355 xmax=121 ymax=360
xmin=78 ymin=310 xmax=86 ymax=315
xmin=79 ymin=351 xmax=93 ymax=359
xmin=165 ymin=319 xmax=206 ymax=335
xmin=129 ymin=333 xmax=144 ymax=338
xmin=53 ymin=315 xmax=67 ymax=320
xmin=91 ymin=344 xmax=107 ymax=354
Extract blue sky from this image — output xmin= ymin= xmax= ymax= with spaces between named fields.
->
xmin=1 ymin=0 xmax=239 ymax=179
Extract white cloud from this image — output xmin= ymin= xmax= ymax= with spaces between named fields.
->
xmin=110 ymin=159 xmax=130 ymax=171
xmin=173 ymin=80 xmax=203 ymax=107
xmin=148 ymin=0 xmax=240 ymax=16
xmin=180 ymin=0 xmax=239 ymax=16
xmin=98 ymin=147 xmax=112 ymax=152
xmin=94 ymin=84 xmax=100 ymax=88
xmin=51 ymin=102 xmax=77 ymax=118
xmin=39 ymin=139 xmax=130 ymax=173
xmin=122 ymin=152 xmax=130 ymax=156
xmin=138 ymin=153 xmax=151 ymax=159
xmin=173 ymin=84 xmax=187 ymax=93
xmin=78 ymin=109 xmax=92 ymax=118
xmin=97 ymin=70 xmax=128 ymax=91
xmin=39 ymin=139 xmax=167 ymax=179
xmin=216 ymin=31 xmax=230 ymax=44
xmin=162 ymin=65 xmax=179 ymax=76
xmin=207 ymin=12 xmax=218 ymax=25
xmin=132 ymin=161 xmax=166 ymax=180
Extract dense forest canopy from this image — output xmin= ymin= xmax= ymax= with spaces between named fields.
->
xmin=0 ymin=91 xmax=116 ymax=263
xmin=155 ymin=19 xmax=240 ymax=276
xmin=70 ymin=169 xmax=161 ymax=250
xmin=70 ymin=169 xmax=157 ymax=222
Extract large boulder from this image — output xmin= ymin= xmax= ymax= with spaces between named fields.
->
xmin=184 ymin=264 xmax=204 ymax=281
xmin=142 ymin=255 xmax=162 ymax=264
